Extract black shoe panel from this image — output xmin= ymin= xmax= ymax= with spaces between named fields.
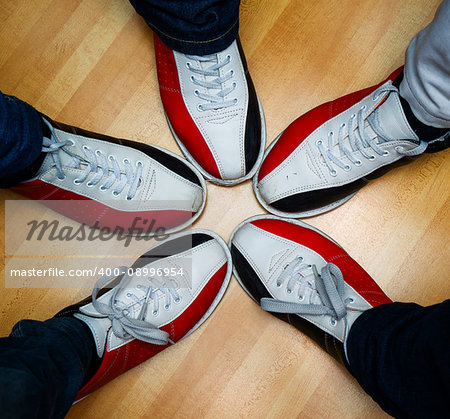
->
xmin=269 ymin=157 xmax=415 ymax=213
xmin=270 ymin=178 xmax=367 ymax=213
xmin=287 ymin=313 xmax=348 ymax=367
xmin=230 ymin=243 xmax=272 ymax=301
xmin=236 ymin=38 xmax=262 ymax=175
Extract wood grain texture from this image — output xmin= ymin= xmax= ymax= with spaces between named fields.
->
xmin=1 ymin=0 xmax=448 ymax=417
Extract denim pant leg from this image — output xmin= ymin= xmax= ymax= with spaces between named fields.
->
xmin=128 ymin=0 xmax=241 ymax=55
xmin=0 ymin=92 xmax=43 ymax=187
xmin=0 ymin=317 xmax=96 ymax=419
xmin=346 ymin=300 xmax=450 ymax=419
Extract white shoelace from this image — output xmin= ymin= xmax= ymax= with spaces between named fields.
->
xmin=261 ymin=259 xmax=353 ymax=324
xmin=91 ymin=267 xmax=182 ymax=344
xmin=316 ymin=83 xmax=428 ymax=177
xmin=186 ymin=53 xmax=237 ymax=111
xmin=41 ymin=119 xmax=143 ymax=200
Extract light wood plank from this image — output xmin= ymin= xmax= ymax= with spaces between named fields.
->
xmin=0 ymin=1 xmax=447 ymax=418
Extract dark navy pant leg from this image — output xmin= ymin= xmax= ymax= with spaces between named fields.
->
xmin=0 ymin=317 xmax=95 ymax=419
xmin=347 ymin=300 xmax=450 ymax=419
xmin=128 ymin=0 xmax=241 ymax=55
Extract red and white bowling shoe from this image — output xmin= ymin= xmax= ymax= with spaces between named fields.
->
xmin=154 ymin=34 xmax=265 ymax=185
xmin=11 ymin=115 xmax=206 ymax=235
xmin=254 ymin=68 xmax=449 ymax=217
xmin=229 ymin=215 xmax=391 ymax=365
xmin=55 ymin=229 xmax=232 ymax=401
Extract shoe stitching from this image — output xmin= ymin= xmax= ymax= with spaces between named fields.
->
xmin=260 ymin=86 xmax=384 ymax=185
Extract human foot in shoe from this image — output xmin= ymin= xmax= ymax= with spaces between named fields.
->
xmin=254 ymin=68 xmax=449 ymax=217
xmin=154 ymin=34 xmax=265 ymax=185
xmin=229 ymin=215 xmax=391 ymax=366
xmin=11 ymin=115 xmax=206 ymax=235
xmin=56 ymin=229 xmax=232 ymax=401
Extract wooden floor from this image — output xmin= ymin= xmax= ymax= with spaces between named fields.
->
xmin=1 ymin=0 xmax=448 ymax=417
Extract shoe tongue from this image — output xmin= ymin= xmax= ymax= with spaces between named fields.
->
xmin=373 ymin=91 xmax=420 ymax=142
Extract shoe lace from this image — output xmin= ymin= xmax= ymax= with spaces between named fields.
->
xmin=91 ymin=267 xmax=182 ymax=344
xmin=316 ymin=82 xmax=428 ymax=177
xmin=186 ymin=53 xmax=237 ymax=111
xmin=41 ymin=119 xmax=143 ymax=200
xmin=261 ymin=259 xmax=352 ymax=324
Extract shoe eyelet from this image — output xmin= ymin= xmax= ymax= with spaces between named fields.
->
xmin=230 ymin=69 xmax=235 ymax=76
xmin=382 ymin=151 xmax=390 ymax=156
xmin=82 ymin=145 xmax=90 ymax=152
xmin=232 ymin=82 xmax=237 ymax=88
xmin=351 ymin=113 xmax=356 ymax=119
xmin=276 ymin=282 xmax=282 ymax=288
xmin=126 ymin=292 xmax=132 ymax=297
xmin=68 ymin=140 xmax=75 ymax=146
xmin=190 ymin=75 xmax=195 ymax=82
xmin=329 ymin=318 xmax=337 ymax=327
xmin=123 ymin=158 xmax=130 ymax=165
xmin=185 ymin=62 xmax=191 ymax=69
xmin=197 ymin=104 xmax=204 ymax=112
xmin=73 ymin=179 xmax=82 ymax=185
xmin=298 ymin=256 xmax=304 ymax=262
xmin=152 ymin=310 xmax=158 ymax=316
xmin=344 ymin=165 xmax=351 ymax=171
xmin=298 ymin=295 xmax=304 ymax=301
xmin=137 ymin=161 xmax=143 ymax=167
xmin=99 ymin=185 xmax=107 ymax=191
xmin=164 ymin=304 xmax=170 ymax=310
xmin=194 ymin=89 xmax=200 ymax=96
xmin=112 ymin=191 xmax=120 ymax=197
xmin=233 ymin=98 xmax=238 ymax=104
xmin=368 ymin=155 xmax=376 ymax=161
xmin=330 ymin=170 xmax=337 ymax=177
xmin=347 ymin=297 xmax=355 ymax=304
xmin=174 ymin=297 xmax=182 ymax=304
xmin=361 ymin=105 xmax=367 ymax=111
xmin=286 ymin=288 xmax=292 ymax=294
xmin=316 ymin=139 xmax=323 ymax=146
xmin=126 ymin=196 xmax=132 ymax=201
xmin=354 ymin=160 xmax=362 ymax=166
xmin=340 ymin=123 xmax=346 ymax=128
xmin=57 ymin=175 xmax=66 ymax=181
xmin=226 ymin=54 xmax=231 ymax=61
xmin=372 ymin=95 xmax=379 ymax=102
xmin=95 ymin=150 xmax=102 ymax=157
xmin=86 ymin=181 xmax=94 ymax=188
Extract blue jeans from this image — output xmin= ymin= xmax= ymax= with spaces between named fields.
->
xmin=0 ymin=317 xmax=95 ymax=419
xmin=129 ymin=0 xmax=241 ymax=55
xmin=0 ymin=92 xmax=43 ymax=187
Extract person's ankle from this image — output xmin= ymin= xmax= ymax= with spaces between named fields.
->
xmin=394 ymin=72 xmax=449 ymax=147
xmin=0 ymin=117 xmax=49 ymax=188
